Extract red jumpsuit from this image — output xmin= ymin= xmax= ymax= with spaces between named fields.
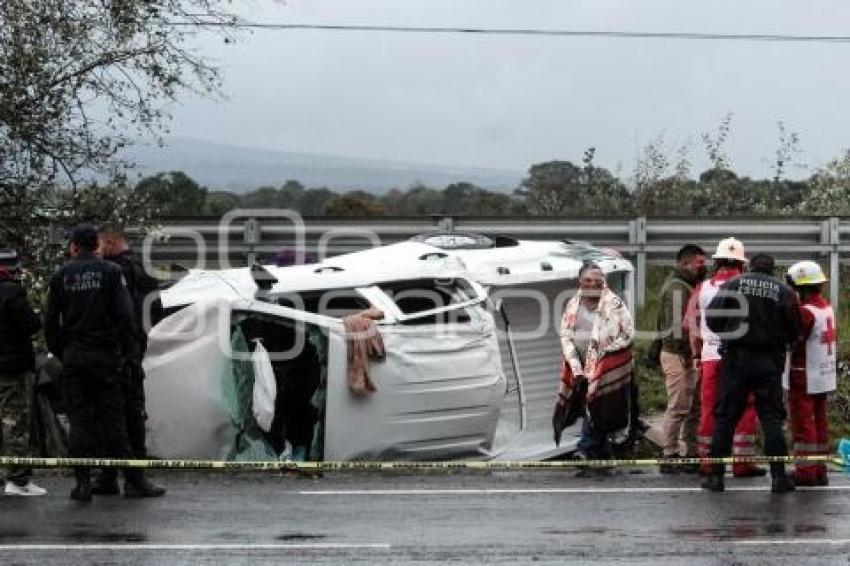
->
xmin=686 ymin=267 xmax=759 ymax=476
xmin=788 ymin=293 xmax=836 ymax=485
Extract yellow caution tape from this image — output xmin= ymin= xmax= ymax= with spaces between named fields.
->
xmin=0 ymin=455 xmax=844 ymax=471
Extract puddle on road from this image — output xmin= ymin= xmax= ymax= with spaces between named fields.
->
xmin=542 ymin=528 xmax=609 ymax=536
xmin=276 ymin=533 xmax=328 ymax=541
xmin=64 ymin=530 xmax=148 ymax=543
xmin=670 ymin=523 xmax=827 ymax=541
xmin=0 ymin=530 xmax=31 ymax=541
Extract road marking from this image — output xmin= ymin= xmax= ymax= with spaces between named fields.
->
xmin=0 ymin=543 xmax=391 ymax=551
xmin=298 ymin=485 xmax=850 ymax=496
xmin=732 ymin=539 xmax=850 ymax=546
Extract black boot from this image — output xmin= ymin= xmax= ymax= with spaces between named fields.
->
xmin=700 ymin=474 xmax=725 ymax=492
xmin=771 ymin=476 xmax=796 ymax=493
xmin=700 ymin=464 xmax=725 ymax=492
xmin=659 ymin=462 xmax=679 ymax=475
xmin=70 ymin=469 xmax=93 ymax=502
xmin=770 ymin=463 xmax=795 ymax=493
xmin=92 ymin=469 xmax=120 ymax=496
xmin=124 ymin=476 xmax=166 ymax=498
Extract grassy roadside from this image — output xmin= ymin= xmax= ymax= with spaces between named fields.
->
xmin=635 ymin=265 xmax=850 ymax=450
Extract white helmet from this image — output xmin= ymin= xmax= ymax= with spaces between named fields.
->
xmin=787 ymin=260 xmax=827 ymax=286
xmin=712 ymin=237 xmax=747 ymax=263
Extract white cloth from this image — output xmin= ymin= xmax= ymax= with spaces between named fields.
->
xmin=251 ymin=340 xmax=277 ymax=433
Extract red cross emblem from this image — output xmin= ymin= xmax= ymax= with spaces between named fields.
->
xmin=821 ymin=316 xmax=836 ymax=356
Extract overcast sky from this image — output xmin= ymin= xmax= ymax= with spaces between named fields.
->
xmin=166 ymin=0 xmax=850 ymax=178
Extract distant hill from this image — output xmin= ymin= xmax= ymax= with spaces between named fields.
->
xmin=123 ymin=137 xmax=522 ymax=193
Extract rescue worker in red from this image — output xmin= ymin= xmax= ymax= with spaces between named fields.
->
xmin=785 ymin=260 xmax=836 ymax=486
xmin=685 ymin=237 xmax=764 ymax=477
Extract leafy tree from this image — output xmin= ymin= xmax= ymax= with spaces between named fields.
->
xmin=398 ymin=183 xmax=443 ymax=215
xmin=0 ymin=0 xmax=233 ymax=281
xmin=518 ymin=150 xmax=629 ymax=216
xmin=323 ymin=193 xmax=386 ymax=216
xmin=442 ymin=182 xmax=478 ymax=215
xmin=463 ymin=189 xmax=519 ymax=215
xmin=4 ymin=176 xmax=158 ymax=296
xmin=797 ymin=151 xmax=850 ymax=216
xmin=203 ymin=191 xmax=241 ymax=215
xmin=297 ymin=188 xmax=337 ymax=216
xmin=135 ymin=171 xmax=208 ymax=216
xmin=0 ymin=0 xmax=232 ymax=189
xmin=579 ymin=147 xmax=631 ymax=216
xmin=242 ymin=186 xmax=285 ymax=208
xmin=701 ymin=112 xmax=734 ymax=171
xmin=379 ymin=188 xmax=406 ymax=215
xmin=516 ymin=160 xmax=584 ymax=215
xmin=279 ymin=179 xmax=305 ymax=207
xmin=692 ymin=168 xmax=748 ymax=216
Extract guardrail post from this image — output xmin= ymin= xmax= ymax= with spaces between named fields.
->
xmin=245 ymin=217 xmax=260 ymax=265
xmin=829 ymin=217 xmax=840 ymax=312
xmin=631 ymin=216 xmax=647 ymax=308
xmin=438 ymin=215 xmax=454 ymax=232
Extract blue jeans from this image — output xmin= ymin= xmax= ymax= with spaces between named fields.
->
xmin=578 ymin=417 xmax=612 ymax=459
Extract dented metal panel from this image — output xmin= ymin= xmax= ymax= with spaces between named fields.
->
xmin=324 ymin=312 xmax=506 ymax=460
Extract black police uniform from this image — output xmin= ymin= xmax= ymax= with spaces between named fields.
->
xmin=0 ymin=264 xmax=42 ymax=486
xmin=704 ymin=270 xmax=800 ymax=486
xmin=102 ymin=250 xmax=161 ymax=459
xmin=44 ymin=251 xmax=142 ymax=492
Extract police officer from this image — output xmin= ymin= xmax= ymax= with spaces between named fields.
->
xmin=94 ymin=223 xmax=165 ymax=497
xmin=0 ymin=249 xmax=47 ymax=497
xmin=701 ymin=254 xmax=800 ymax=493
xmin=44 ymin=225 xmax=160 ymax=501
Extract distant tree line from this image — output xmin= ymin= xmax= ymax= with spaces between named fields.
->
xmin=133 ymin=152 xmax=850 ymax=219
xmin=115 ymin=116 xmax=850 ymax=218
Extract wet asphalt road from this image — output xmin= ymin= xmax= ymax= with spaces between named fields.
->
xmin=1 ymin=468 xmax=850 ymax=565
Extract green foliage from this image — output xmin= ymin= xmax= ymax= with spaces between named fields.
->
xmin=8 ymin=176 xmax=159 ymax=298
xmin=135 ymin=171 xmax=207 ymax=216
xmin=0 ymin=0 xmax=231 ymax=292
xmin=110 ymin=114 xmax=850 ymax=219
xmin=797 ymin=150 xmax=850 ymax=216
xmin=633 ymin=266 xmax=671 ymax=416
xmin=203 ymin=191 xmax=241 ymax=216
xmin=0 ymin=0 xmax=231 ymax=189
xmin=514 ymin=153 xmax=629 ymax=216
xmin=323 ymin=192 xmax=386 ymax=216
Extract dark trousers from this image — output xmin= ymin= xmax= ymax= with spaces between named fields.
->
xmin=0 ymin=372 xmax=34 ymax=485
xmin=578 ymin=418 xmax=612 ymax=459
xmin=708 ymin=349 xmax=789 ymax=477
xmin=63 ymin=349 xmax=140 ymax=484
xmin=99 ymin=365 xmax=147 ymax=483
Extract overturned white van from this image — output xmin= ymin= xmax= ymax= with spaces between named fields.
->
xmin=147 ymin=234 xmax=634 ymax=462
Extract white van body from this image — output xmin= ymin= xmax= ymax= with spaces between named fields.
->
xmin=147 ymin=235 xmax=633 ymax=461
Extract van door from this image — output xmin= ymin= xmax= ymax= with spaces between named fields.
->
xmin=323 ymin=284 xmax=505 ymax=461
xmin=144 ymin=298 xmax=344 ymax=461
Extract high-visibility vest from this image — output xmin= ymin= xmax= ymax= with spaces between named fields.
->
xmin=802 ymin=303 xmax=837 ymax=394
xmin=698 ymin=278 xmax=724 ymax=361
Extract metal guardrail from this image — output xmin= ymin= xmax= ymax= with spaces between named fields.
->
xmin=143 ymin=215 xmax=849 ymax=309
